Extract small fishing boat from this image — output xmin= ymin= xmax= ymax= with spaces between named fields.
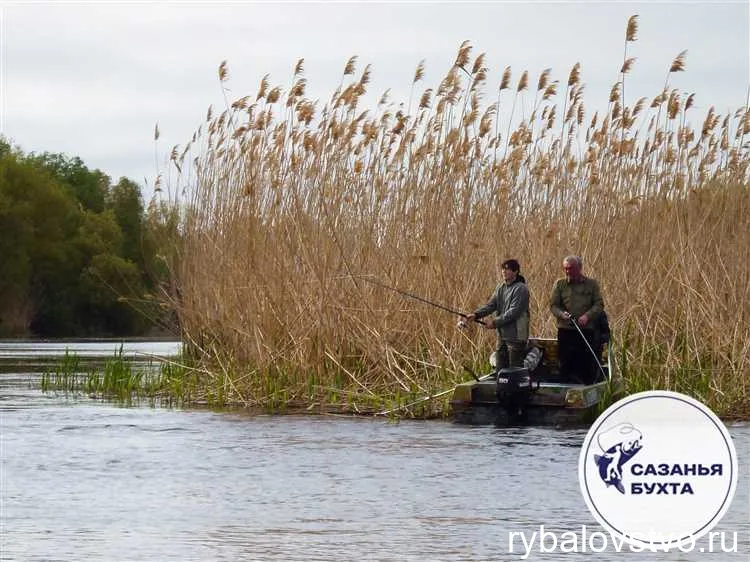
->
xmin=450 ymin=336 xmax=625 ymax=426
xmin=355 ymin=276 xmax=624 ymax=424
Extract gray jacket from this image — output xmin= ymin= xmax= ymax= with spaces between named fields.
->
xmin=474 ymin=279 xmax=530 ymax=342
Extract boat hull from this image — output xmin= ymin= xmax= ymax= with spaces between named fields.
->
xmin=450 ymin=337 xmax=624 ymax=426
xmin=451 ymin=381 xmax=617 ymax=426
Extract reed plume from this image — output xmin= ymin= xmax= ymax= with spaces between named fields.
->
xmin=157 ymin=19 xmax=750 ymax=418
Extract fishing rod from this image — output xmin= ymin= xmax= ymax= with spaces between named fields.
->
xmin=375 ymin=366 xmax=489 ymax=416
xmin=354 ymin=275 xmax=484 ymax=325
xmin=568 ymin=315 xmax=608 ymax=381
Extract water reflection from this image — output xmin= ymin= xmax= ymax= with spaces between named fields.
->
xmin=0 ymin=338 xmax=181 ymax=361
xmin=1 ymin=341 xmax=748 ymax=561
xmin=0 ymin=339 xmax=182 ymax=377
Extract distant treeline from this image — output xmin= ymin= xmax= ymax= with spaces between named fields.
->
xmin=0 ymin=137 xmax=178 ymax=337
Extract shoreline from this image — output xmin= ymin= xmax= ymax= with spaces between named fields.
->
xmin=7 ymin=339 xmax=748 ymax=422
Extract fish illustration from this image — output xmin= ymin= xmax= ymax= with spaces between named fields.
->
xmin=593 ymin=422 xmax=643 ymax=494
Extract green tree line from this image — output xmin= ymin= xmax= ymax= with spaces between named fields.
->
xmin=0 ymin=137 xmax=178 ymax=337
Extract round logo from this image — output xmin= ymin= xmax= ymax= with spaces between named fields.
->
xmin=578 ymin=390 xmax=738 ymax=549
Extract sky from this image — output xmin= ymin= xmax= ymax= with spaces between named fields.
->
xmin=2 ymin=1 xmax=748 ymax=202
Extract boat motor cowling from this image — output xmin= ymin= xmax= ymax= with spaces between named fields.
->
xmin=495 ymin=366 xmax=539 ymax=421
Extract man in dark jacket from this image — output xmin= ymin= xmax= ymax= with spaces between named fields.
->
xmin=466 ymin=259 xmax=530 ymax=371
xmin=550 ymin=255 xmax=605 ymax=384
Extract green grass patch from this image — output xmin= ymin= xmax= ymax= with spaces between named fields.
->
xmin=40 ymin=345 xmax=201 ymax=408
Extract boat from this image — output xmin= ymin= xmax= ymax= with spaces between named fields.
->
xmin=450 ymin=336 xmax=625 ymax=426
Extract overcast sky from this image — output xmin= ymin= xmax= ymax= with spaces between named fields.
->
xmin=2 ymin=1 xmax=748 ymax=202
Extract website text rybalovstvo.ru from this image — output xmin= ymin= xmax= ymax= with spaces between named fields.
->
xmin=507 ymin=526 xmax=739 ymax=559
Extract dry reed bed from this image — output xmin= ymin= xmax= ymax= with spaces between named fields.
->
xmin=158 ymin=16 xmax=750 ymax=417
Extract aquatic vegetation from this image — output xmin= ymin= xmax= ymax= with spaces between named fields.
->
xmin=619 ymin=327 xmax=749 ymax=419
xmin=151 ymin=15 xmax=749 ymax=418
xmin=40 ymin=346 xmax=220 ymax=408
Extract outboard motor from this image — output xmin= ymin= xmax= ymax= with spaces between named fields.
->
xmin=496 ymin=366 xmax=536 ymax=423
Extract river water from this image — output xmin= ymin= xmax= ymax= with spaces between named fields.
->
xmin=1 ymin=339 xmax=748 ymax=561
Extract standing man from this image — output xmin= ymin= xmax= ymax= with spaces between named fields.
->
xmin=550 ymin=255 xmax=605 ymax=384
xmin=465 ymin=259 xmax=530 ymax=371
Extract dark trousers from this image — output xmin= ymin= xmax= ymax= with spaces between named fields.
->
xmin=496 ymin=339 xmax=527 ymax=371
xmin=558 ymin=328 xmax=602 ymax=384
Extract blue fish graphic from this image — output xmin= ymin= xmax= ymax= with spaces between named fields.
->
xmin=593 ymin=423 xmax=643 ymax=494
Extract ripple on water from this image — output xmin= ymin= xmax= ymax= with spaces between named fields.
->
xmin=1 ymin=342 xmax=749 ymax=561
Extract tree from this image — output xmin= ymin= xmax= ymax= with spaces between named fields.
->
xmin=0 ymin=148 xmax=84 ymax=335
xmin=109 ymin=177 xmax=145 ymax=268
xmin=28 ymin=152 xmax=110 ymax=213
xmin=0 ymin=137 xmax=174 ymax=336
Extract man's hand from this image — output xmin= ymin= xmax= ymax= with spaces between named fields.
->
xmin=460 ymin=313 xmax=493 ymax=330
xmin=562 ymin=311 xmax=572 ymax=321
xmin=577 ymin=314 xmax=589 ymax=327
xmin=458 ymin=313 xmax=475 ymax=330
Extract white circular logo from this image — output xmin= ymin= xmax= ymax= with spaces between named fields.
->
xmin=578 ymin=390 xmax=738 ymax=549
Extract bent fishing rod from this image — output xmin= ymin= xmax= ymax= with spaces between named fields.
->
xmin=568 ymin=315 xmax=609 ymax=381
xmin=353 ymin=275 xmax=484 ymax=325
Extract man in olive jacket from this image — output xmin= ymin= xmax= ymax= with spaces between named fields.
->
xmin=466 ymin=259 xmax=530 ymax=371
xmin=550 ymin=255 xmax=605 ymax=384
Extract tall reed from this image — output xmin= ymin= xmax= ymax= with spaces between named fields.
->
xmin=156 ymin=16 xmax=750 ymax=417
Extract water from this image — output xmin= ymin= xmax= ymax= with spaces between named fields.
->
xmin=1 ymin=340 xmax=748 ymax=561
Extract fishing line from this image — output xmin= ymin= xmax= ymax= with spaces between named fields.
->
xmin=568 ymin=316 xmax=608 ymax=381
